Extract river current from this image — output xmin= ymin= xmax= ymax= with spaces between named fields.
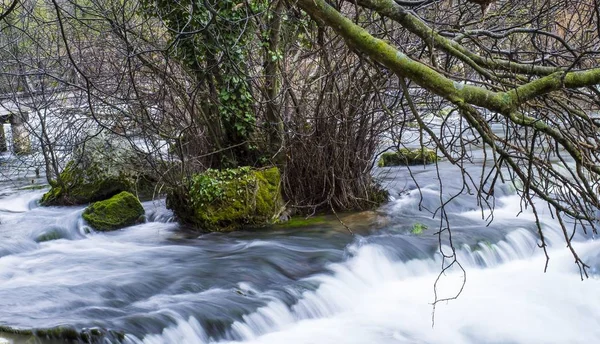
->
xmin=0 ymin=157 xmax=599 ymax=343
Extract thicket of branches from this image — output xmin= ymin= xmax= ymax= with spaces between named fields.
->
xmin=2 ymin=0 xmax=600 ymax=278
xmin=0 ymin=0 xmax=397 ymax=213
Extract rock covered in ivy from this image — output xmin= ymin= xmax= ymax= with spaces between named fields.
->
xmin=40 ymin=135 xmax=156 ymax=206
xmin=377 ymin=147 xmax=438 ymax=167
xmin=82 ymin=191 xmax=145 ymax=231
xmin=166 ymin=167 xmax=283 ymax=231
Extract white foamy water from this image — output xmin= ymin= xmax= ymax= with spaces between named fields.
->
xmin=132 ymin=217 xmax=600 ymax=344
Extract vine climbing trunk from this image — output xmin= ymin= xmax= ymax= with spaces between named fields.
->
xmin=263 ymin=0 xmax=285 ymax=163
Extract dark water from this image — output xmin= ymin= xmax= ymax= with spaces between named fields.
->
xmin=0 ymin=155 xmax=599 ymax=344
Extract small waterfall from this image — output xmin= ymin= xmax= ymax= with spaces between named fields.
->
xmin=129 ymin=217 xmax=600 ymax=344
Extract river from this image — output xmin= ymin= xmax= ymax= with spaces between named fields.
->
xmin=0 ymin=154 xmax=599 ymax=343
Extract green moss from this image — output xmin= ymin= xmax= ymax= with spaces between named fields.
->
xmin=378 ymin=147 xmax=438 ymax=167
xmin=40 ymin=185 xmax=63 ymax=205
xmin=412 ymin=148 xmax=438 ymax=164
xmin=36 ymin=230 xmax=62 ymax=243
xmin=411 ymin=222 xmax=428 ymax=235
xmin=378 ymin=150 xmax=409 ymax=166
xmin=82 ymin=191 xmax=145 ymax=231
xmin=167 ymin=167 xmax=283 ymax=231
xmin=277 ymin=215 xmax=328 ymax=228
xmin=0 ymin=325 xmax=124 ymax=342
xmin=0 ymin=326 xmax=32 ymax=336
xmin=35 ymin=327 xmax=79 ymax=340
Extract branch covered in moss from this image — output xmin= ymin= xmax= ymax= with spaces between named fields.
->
xmin=297 ymin=0 xmax=600 ymax=113
xmin=354 ymin=0 xmax=563 ymax=77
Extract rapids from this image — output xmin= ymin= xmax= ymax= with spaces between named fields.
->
xmin=0 ymin=155 xmax=598 ymax=344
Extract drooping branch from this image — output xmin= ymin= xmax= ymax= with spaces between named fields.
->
xmin=353 ymin=0 xmax=563 ymax=77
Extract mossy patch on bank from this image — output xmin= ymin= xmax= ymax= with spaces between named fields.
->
xmin=277 ymin=215 xmax=328 ymax=228
xmin=82 ymin=191 xmax=145 ymax=231
xmin=167 ymin=167 xmax=283 ymax=231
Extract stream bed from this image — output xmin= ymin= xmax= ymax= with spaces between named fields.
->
xmin=0 ymin=156 xmax=599 ymax=344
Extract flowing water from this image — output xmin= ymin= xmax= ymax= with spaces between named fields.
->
xmin=0 ymin=153 xmax=599 ymax=344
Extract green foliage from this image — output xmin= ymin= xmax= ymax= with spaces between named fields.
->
xmin=167 ymin=167 xmax=283 ymax=231
xmin=82 ymin=191 xmax=145 ymax=231
xmin=140 ymin=0 xmax=268 ymax=162
xmin=189 ymin=167 xmax=254 ymax=208
xmin=411 ymin=222 xmax=428 ymax=235
xmin=218 ymin=74 xmax=256 ymax=144
xmin=378 ymin=148 xmax=439 ymax=167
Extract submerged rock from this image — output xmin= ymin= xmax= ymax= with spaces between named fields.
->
xmin=377 ymin=147 xmax=438 ymax=167
xmin=167 ymin=167 xmax=283 ymax=231
xmin=0 ymin=324 xmax=124 ymax=343
xmin=82 ymin=191 xmax=145 ymax=231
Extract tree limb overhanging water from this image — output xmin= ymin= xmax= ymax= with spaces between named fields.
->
xmin=1 ymin=0 xmax=600 ymax=342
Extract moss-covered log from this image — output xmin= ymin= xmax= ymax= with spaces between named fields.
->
xmin=355 ymin=0 xmax=562 ymax=77
xmin=167 ymin=167 xmax=283 ymax=231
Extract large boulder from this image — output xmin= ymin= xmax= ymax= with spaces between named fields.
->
xmin=40 ymin=160 xmax=133 ymax=206
xmin=40 ymin=135 xmax=156 ymax=206
xmin=82 ymin=191 xmax=145 ymax=231
xmin=167 ymin=167 xmax=283 ymax=231
xmin=377 ymin=147 xmax=438 ymax=167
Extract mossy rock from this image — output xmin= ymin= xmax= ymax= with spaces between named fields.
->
xmin=40 ymin=161 xmax=132 ymax=206
xmin=167 ymin=167 xmax=283 ymax=231
xmin=0 ymin=325 xmax=124 ymax=342
xmin=40 ymin=134 xmax=162 ymax=206
xmin=82 ymin=191 xmax=145 ymax=231
xmin=377 ymin=147 xmax=438 ymax=167
xmin=35 ymin=230 xmax=63 ymax=243
xmin=40 ymin=154 xmax=160 ymax=207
